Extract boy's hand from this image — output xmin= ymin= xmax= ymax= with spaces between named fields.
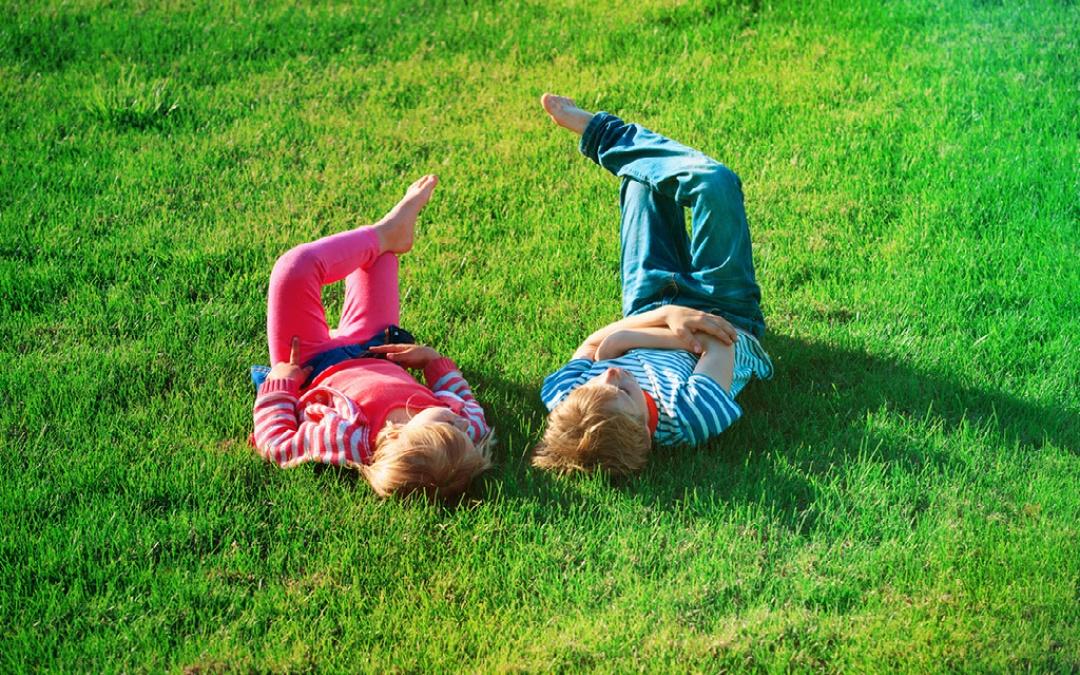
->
xmin=663 ymin=306 xmax=737 ymax=352
xmin=267 ymin=336 xmax=313 ymax=385
xmin=368 ymin=343 xmax=441 ymax=369
xmin=693 ymin=332 xmax=735 ymax=392
xmin=572 ymin=341 xmax=599 ymax=360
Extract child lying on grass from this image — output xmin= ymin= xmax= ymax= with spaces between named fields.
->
xmin=534 ymin=95 xmax=773 ymax=475
xmin=252 ymin=176 xmax=491 ymax=498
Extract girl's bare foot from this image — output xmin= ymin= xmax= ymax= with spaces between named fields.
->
xmin=540 ymin=93 xmax=594 ymax=136
xmin=375 ymin=174 xmax=438 ymax=255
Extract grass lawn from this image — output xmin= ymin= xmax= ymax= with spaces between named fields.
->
xmin=2 ymin=0 xmax=1077 ymax=671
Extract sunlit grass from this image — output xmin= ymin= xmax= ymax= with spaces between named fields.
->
xmin=1 ymin=0 xmax=1077 ymax=670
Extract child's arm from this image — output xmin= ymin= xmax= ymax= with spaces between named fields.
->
xmin=253 ymin=379 xmax=372 ymax=467
xmin=594 ymin=327 xmax=689 ymax=360
xmin=573 ymin=306 xmax=737 ymax=359
xmin=424 ymin=357 xmax=492 ymax=443
xmin=367 ymin=343 xmax=492 ymax=442
xmin=671 ymin=333 xmax=742 ymax=445
xmin=250 ymin=336 xmax=369 ymax=467
xmin=692 ymin=333 xmax=735 ymax=393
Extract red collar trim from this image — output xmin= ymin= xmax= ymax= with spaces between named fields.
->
xmin=642 ymin=391 xmax=659 ymax=436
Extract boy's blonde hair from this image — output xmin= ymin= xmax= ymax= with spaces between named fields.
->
xmin=362 ymin=422 xmax=492 ymax=499
xmin=532 ymin=384 xmax=651 ymax=476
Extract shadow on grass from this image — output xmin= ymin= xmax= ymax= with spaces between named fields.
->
xmin=638 ymin=333 xmax=1076 ymax=528
xmin=473 ymin=333 xmax=1077 ymax=527
xmin=302 ymin=334 xmax=1075 ymax=519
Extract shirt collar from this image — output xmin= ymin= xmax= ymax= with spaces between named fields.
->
xmin=642 ymin=391 xmax=659 ymax=436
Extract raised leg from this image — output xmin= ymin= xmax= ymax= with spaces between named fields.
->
xmin=266 ymin=226 xmax=384 ymax=365
xmin=541 ymin=95 xmax=764 ymax=336
xmin=683 ymin=167 xmax=763 ymax=337
xmin=579 ymin=111 xmax=764 ymax=337
xmin=619 ymin=178 xmax=690 ymax=317
xmin=266 ymin=174 xmax=438 ymax=364
xmin=335 ymin=252 xmax=401 ymax=341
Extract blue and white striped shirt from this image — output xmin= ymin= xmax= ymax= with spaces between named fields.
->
xmin=541 ymin=330 xmax=773 ymax=447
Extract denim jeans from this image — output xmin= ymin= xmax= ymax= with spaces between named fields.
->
xmin=580 ymin=112 xmax=765 ymax=338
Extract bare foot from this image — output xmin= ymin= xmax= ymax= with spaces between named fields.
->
xmin=541 ymin=93 xmax=594 ymax=135
xmin=375 ymin=174 xmax=438 ymax=254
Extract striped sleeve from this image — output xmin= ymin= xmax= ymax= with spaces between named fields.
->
xmin=252 ymin=379 xmax=371 ymax=467
xmin=671 ymin=373 xmax=743 ymax=445
xmin=425 ymin=358 xmax=492 ymax=443
xmin=540 ymin=359 xmax=593 ymax=410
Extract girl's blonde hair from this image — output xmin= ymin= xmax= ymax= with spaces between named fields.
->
xmin=362 ymin=421 xmax=492 ymax=499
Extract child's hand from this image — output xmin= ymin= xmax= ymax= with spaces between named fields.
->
xmin=663 ymin=306 xmax=737 ymax=351
xmin=267 ymin=336 xmax=313 ymax=384
xmin=368 ymin=343 xmax=441 ymax=368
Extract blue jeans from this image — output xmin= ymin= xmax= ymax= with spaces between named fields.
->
xmin=580 ymin=112 xmax=765 ymax=338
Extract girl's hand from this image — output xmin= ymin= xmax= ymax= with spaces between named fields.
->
xmin=267 ymin=336 xmax=313 ymax=384
xmin=663 ymin=306 xmax=737 ymax=352
xmin=367 ymin=343 xmax=441 ymax=368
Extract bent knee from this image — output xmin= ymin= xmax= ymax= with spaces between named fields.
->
xmin=701 ymin=164 xmax=742 ymax=196
xmin=695 ymin=165 xmax=744 ymax=212
xmin=270 ymin=244 xmax=322 ymax=285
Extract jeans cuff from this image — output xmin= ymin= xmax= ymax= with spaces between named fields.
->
xmin=579 ymin=110 xmax=618 ymax=165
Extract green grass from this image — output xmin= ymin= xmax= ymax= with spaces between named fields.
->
xmin=2 ymin=0 xmax=1077 ymax=670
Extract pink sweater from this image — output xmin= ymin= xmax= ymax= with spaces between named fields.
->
xmin=252 ymin=357 xmax=490 ymax=468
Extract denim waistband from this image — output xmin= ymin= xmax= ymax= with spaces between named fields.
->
xmin=250 ymin=325 xmax=417 ymax=391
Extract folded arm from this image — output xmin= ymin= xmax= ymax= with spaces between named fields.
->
xmin=424 ymin=357 xmax=492 ymax=444
xmin=253 ymin=379 xmax=371 ymax=467
xmin=573 ymin=306 xmax=738 ymax=360
xmin=671 ymin=335 xmax=742 ymax=445
xmin=594 ymin=327 xmax=689 ymax=360
xmin=364 ymin=344 xmax=492 ymax=442
xmin=692 ymin=333 xmax=735 ymax=393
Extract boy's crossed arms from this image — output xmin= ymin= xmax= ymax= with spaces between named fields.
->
xmin=577 ymin=305 xmax=738 ymax=393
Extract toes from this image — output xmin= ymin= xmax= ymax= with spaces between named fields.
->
xmin=542 ymin=93 xmax=578 ymax=116
xmin=409 ymin=175 xmax=437 ymax=194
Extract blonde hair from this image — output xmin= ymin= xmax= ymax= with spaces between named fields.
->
xmin=532 ymin=384 xmax=651 ymax=476
xmin=361 ymin=421 xmax=492 ymax=499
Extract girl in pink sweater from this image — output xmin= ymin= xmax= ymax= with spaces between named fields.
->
xmin=253 ymin=175 xmax=492 ymax=498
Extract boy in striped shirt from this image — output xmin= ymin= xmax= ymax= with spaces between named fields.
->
xmin=533 ymin=95 xmax=773 ymax=475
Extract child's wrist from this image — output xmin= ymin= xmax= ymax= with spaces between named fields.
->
xmin=423 ymin=357 xmax=458 ymax=382
xmin=259 ymin=378 xmax=300 ymax=397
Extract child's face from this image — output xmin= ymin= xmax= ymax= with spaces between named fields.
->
xmin=406 ymin=406 xmax=470 ymax=433
xmin=587 ymin=367 xmax=648 ymax=422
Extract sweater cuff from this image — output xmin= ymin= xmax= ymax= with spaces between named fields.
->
xmin=424 ymin=357 xmax=458 ymax=385
xmin=258 ymin=378 xmax=300 ymax=398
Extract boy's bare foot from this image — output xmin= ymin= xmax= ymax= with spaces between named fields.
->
xmin=375 ymin=174 xmax=438 ymax=254
xmin=541 ymin=93 xmax=594 ymax=136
